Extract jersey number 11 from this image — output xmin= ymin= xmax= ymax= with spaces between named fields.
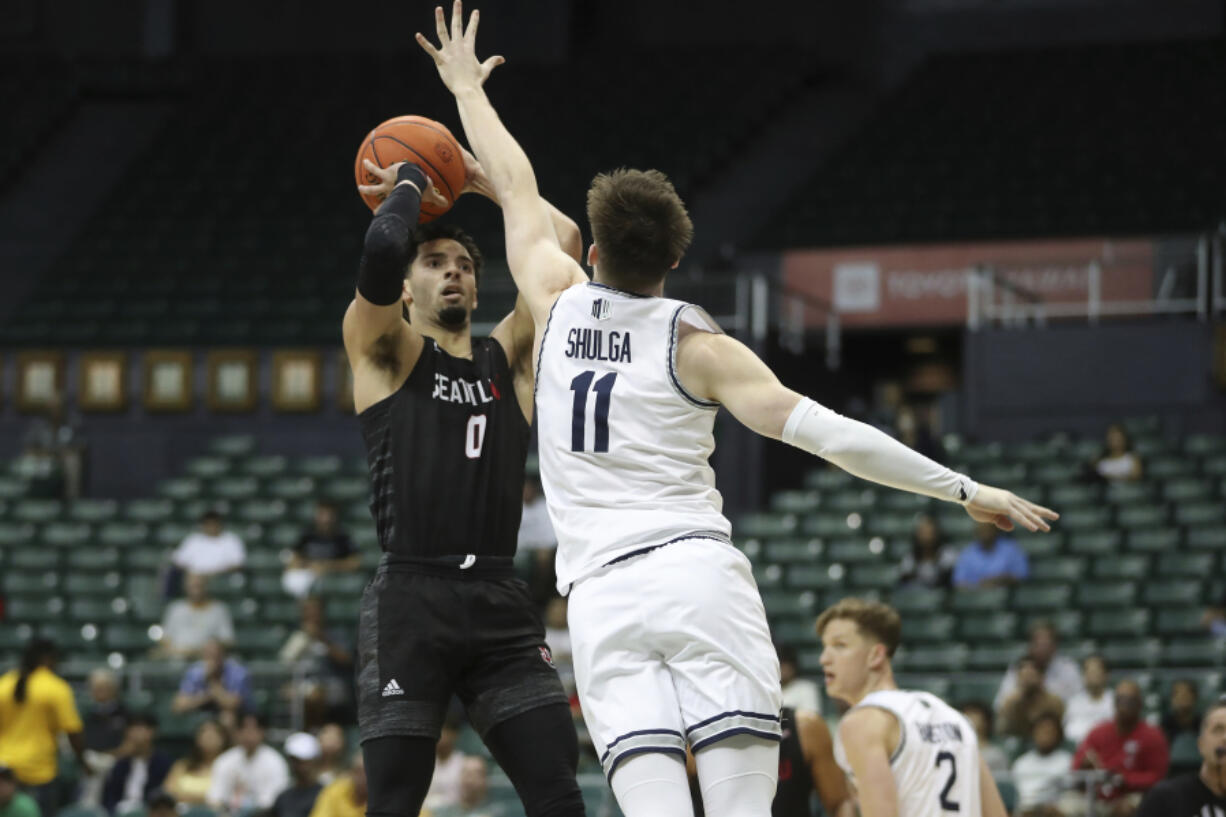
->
xmin=569 ymin=370 xmax=617 ymax=453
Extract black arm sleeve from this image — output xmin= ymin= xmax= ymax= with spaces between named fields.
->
xmin=356 ymin=164 xmax=429 ymax=306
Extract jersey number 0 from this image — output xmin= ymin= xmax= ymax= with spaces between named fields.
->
xmin=569 ymin=370 xmax=617 ymax=453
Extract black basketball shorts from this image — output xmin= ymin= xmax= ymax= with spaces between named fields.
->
xmin=356 ymin=555 xmax=569 ymax=742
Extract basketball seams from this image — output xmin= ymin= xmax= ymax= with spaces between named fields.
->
xmin=373 ymin=131 xmax=457 ymax=202
xmin=353 ymin=116 xmax=465 ymax=219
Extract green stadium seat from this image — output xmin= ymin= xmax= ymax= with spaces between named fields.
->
xmin=866 ymin=513 xmax=915 ymax=538
xmin=41 ymin=521 xmax=93 ymax=548
xmin=772 ymin=617 xmax=818 ymax=645
xmin=1046 ymin=484 xmax=1100 ymax=507
xmin=1142 ymin=580 xmax=1202 ymax=606
xmin=1133 ymin=436 xmax=1172 ymax=457
xmin=1204 ymin=455 xmax=1226 ymax=477
xmin=210 ymin=476 xmax=259 ymax=500
xmin=247 ymin=574 xmax=283 ymax=596
xmin=68 ymin=499 xmax=119 ymax=522
xmin=950 ymin=587 xmax=1008 ymax=612
xmin=827 ymin=538 xmax=883 ymax=563
xmin=737 ymin=512 xmax=797 ymax=538
xmin=234 ymin=626 xmax=289 ymax=654
xmin=97 ymin=521 xmax=151 ymax=548
xmin=245 ymin=549 xmax=284 ymax=571
xmin=70 ymin=596 xmax=126 ymax=622
xmin=1161 ymin=639 xmax=1226 ymax=667
xmin=316 ymin=573 xmax=368 ymax=597
xmin=158 ymin=477 xmax=203 ymax=500
xmin=297 ymin=455 xmax=343 ymax=478
xmin=210 ymin=435 xmax=256 ymax=457
xmin=1013 ymin=583 xmax=1072 ymax=611
xmin=234 ymin=499 xmax=288 ymax=524
xmin=1097 ymin=639 xmax=1162 ymax=669
xmin=879 ymin=492 xmax=930 ymax=512
xmin=125 ymin=547 xmax=165 ymax=571
xmin=1 ymin=570 xmax=58 ymax=597
xmin=323 ymin=476 xmax=371 ymax=502
xmin=890 ymin=586 xmax=947 ymax=615
xmin=154 ymin=522 xmax=192 ymax=547
xmin=1068 ymin=530 xmax=1122 ymax=556
xmin=804 ymin=468 xmax=853 ymax=491
xmin=801 ymin=513 xmax=854 ymax=537
xmin=895 ymin=676 xmax=952 ymax=699
xmin=898 ymin=645 xmax=968 ymax=673
xmin=123 ymin=498 xmax=175 ymax=523
xmin=848 ymin=564 xmax=899 ymax=589
xmin=260 ymin=599 xmax=302 ymax=625
xmin=936 ymin=512 xmax=976 ymax=539
xmin=4 ymin=596 xmax=63 ymax=621
xmin=825 ymin=489 xmax=877 ymax=511
xmin=1155 ymin=607 xmax=1208 ymax=637
xmin=1076 ymin=582 xmax=1137 ymax=608
xmin=786 ymin=564 xmax=845 ymax=591
xmin=764 ymin=538 xmax=821 ymax=562
xmin=1148 ymin=456 xmax=1197 ymax=479
xmin=65 ymin=571 xmax=123 ymax=597
xmin=1087 ymin=609 xmax=1150 ymax=638
xmin=1126 ymin=527 xmax=1180 ymax=553
xmin=951 ymin=678 xmax=1001 ymax=706
xmin=903 ymin=614 xmax=956 ymax=643
xmin=1031 ymin=463 xmax=1081 ymax=484
xmin=184 ymin=456 xmax=232 ymax=479
xmin=1187 ymin=526 xmax=1226 ymax=551
xmin=1092 ymin=555 xmax=1149 ymax=580
xmin=1030 ymin=558 xmax=1086 ymax=583
xmin=57 ymin=804 xmax=107 ymax=817
xmin=11 ymin=499 xmax=63 ymax=523
xmin=1163 ymin=478 xmax=1212 ymax=502
xmin=1116 ymin=504 xmax=1168 ymax=528
xmin=770 ymin=490 xmax=820 ymax=513
xmin=240 ymin=455 xmax=288 ymax=478
xmin=1157 ymin=552 xmax=1216 ymax=578
xmin=352 ymin=527 xmax=378 ymax=552
xmin=967 ymin=644 xmax=1024 ymax=671
xmin=1059 ymin=507 xmax=1113 ymax=531
xmin=1105 ymin=481 xmax=1155 ymax=504
xmin=10 ymin=547 xmax=59 ymax=569
xmin=265 ymin=476 xmax=315 ymax=500
xmin=960 ymin=612 xmax=1018 ymax=642
xmin=1018 ymin=532 xmax=1065 ymax=558
xmin=69 ymin=548 xmax=121 ymax=571
xmin=1176 ymin=502 xmax=1226 ymax=527
xmin=1031 ymin=611 xmax=1083 ymax=641
xmin=1184 ymin=434 xmax=1226 ymax=455
xmin=976 ymin=463 xmax=1027 ymax=485
xmin=0 ymin=522 xmax=36 ymax=547
xmin=0 ymin=475 xmax=28 ymax=500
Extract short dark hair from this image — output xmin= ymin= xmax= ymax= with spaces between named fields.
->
xmin=1172 ymin=679 xmax=1200 ymax=699
xmin=816 ymin=598 xmax=902 ymax=657
xmin=1203 ymin=695 xmax=1226 ymax=728
xmin=586 ymin=168 xmax=693 ymax=291
xmin=407 ymin=222 xmax=484 ymax=283
xmin=775 ymin=643 xmax=799 ymax=668
xmin=959 ymin=701 xmax=994 ymax=732
xmin=127 ymin=711 xmax=159 ymax=729
xmin=200 ymin=510 xmax=222 ymax=524
xmin=1082 ymin=653 xmax=1107 ymax=672
xmin=1032 ymin=712 xmax=1064 ymax=741
xmin=238 ymin=711 xmax=267 ymax=730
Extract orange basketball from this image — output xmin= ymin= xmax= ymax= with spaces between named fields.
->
xmin=354 ymin=115 xmax=468 ymax=221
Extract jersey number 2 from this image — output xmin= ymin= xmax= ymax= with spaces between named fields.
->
xmin=465 ymin=415 xmax=487 ymax=459
xmin=569 ymin=371 xmax=617 ymax=453
xmin=935 ymin=751 xmax=960 ymax=812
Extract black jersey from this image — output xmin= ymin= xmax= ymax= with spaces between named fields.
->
xmin=1137 ymin=774 xmax=1226 ymax=817
xmin=774 ymin=707 xmax=815 ymax=817
xmin=358 ymin=336 xmax=529 ymax=559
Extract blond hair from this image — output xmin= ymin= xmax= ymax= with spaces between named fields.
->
xmin=815 ymin=597 xmax=902 ymax=657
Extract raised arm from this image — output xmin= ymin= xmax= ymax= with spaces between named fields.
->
xmin=839 ymin=708 xmax=900 ymax=817
xmin=675 ymin=329 xmax=1059 ymax=533
xmin=417 ymin=1 xmax=586 ymax=326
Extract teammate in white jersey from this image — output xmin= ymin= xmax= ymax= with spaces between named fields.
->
xmin=416 ymin=5 xmax=1057 ymax=815
xmin=819 ymin=598 xmax=1010 ymax=817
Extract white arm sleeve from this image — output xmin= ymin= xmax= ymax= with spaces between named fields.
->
xmin=782 ymin=397 xmax=979 ymax=505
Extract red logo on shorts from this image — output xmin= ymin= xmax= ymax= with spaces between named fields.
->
xmin=539 ymin=646 xmax=556 ymax=668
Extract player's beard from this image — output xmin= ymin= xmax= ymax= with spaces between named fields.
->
xmin=437 ymin=304 xmax=469 ymax=328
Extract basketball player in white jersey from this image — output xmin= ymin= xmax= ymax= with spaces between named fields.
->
xmin=417 ymin=5 xmax=1057 ymax=815
xmin=819 ymin=598 xmax=1009 ymax=817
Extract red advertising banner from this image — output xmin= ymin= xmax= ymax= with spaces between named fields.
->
xmin=782 ymin=238 xmax=1155 ymax=327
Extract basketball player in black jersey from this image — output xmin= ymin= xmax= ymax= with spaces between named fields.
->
xmin=688 ymin=708 xmax=854 ymax=817
xmin=344 ymin=144 xmax=587 ymax=817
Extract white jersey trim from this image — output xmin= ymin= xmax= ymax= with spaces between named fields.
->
xmin=667 ymin=304 xmax=721 ymax=410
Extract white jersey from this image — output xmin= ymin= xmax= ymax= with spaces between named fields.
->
xmin=835 ymin=689 xmax=982 ymax=817
xmin=536 ymin=282 xmax=732 ymax=592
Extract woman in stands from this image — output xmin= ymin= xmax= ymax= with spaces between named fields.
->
xmin=1094 ymin=423 xmax=1143 ymax=482
xmin=164 ymin=719 xmax=228 ymax=805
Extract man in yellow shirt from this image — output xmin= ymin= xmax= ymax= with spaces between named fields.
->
xmin=308 ymin=753 xmax=370 ymax=817
xmin=0 ymin=640 xmax=92 ymax=817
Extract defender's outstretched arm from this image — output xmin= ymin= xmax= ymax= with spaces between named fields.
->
xmin=676 ymin=330 xmax=1058 ymax=532
xmin=417 ymin=1 xmax=585 ymax=326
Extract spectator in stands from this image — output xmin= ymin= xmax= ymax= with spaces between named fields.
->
xmin=1094 ymin=423 xmax=1143 ymax=482
xmin=953 ymin=521 xmax=1030 ymax=589
xmin=996 ymin=621 xmax=1084 ymax=712
xmin=172 ymin=640 xmax=252 ymax=731
xmin=282 ymin=500 xmax=359 ymax=599
xmin=425 ymin=716 xmax=466 ymax=809
xmin=1012 ymin=713 xmax=1074 ymax=816
xmin=80 ymin=669 xmax=128 ymax=807
xmin=13 ymin=432 xmax=65 ymax=500
xmin=172 ymin=510 xmax=246 ymax=578
xmin=0 ymin=638 xmax=91 ymax=817
xmin=960 ymin=702 xmax=1010 ymax=776
xmin=517 ymin=475 xmax=558 ymax=607
xmin=1135 ymin=697 xmax=1226 ymax=817
xmin=0 ymin=764 xmax=39 ymax=817
xmin=1164 ymin=680 xmax=1204 ymax=776
xmin=159 ymin=573 xmax=235 ymax=659
xmin=777 ymin=644 xmax=821 ymax=714
xmin=18 ymin=392 xmax=85 ymax=500
xmin=432 ymin=756 xmax=501 ymax=817
xmin=164 ymin=719 xmax=227 ymax=805
xmin=542 ymin=598 xmax=574 ymax=695
xmin=145 ymin=790 xmax=177 ymax=817
xmin=308 ymin=752 xmax=366 ymax=817
xmin=1203 ymin=590 xmax=1226 ymax=639
xmin=279 ymin=597 xmax=354 ymax=728
xmin=1073 ymin=680 xmax=1169 ymax=815
xmin=207 ymin=712 xmax=289 ymax=815
xmin=895 ymin=404 xmax=946 ymax=463
xmin=271 ymin=733 xmax=323 ymax=817
xmin=315 ymin=724 xmax=347 ymax=786
xmin=1000 ymin=656 xmax=1067 ymax=738
xmin=1065 ymin=655 xmax=1115 ymax=745
xmin=101 ymin=713 xmax=172 ymax=815
xmin=898 ymin=514 xmax=958 ymax=588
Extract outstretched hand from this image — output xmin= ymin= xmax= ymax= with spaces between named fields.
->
xmin=358 ymin=159 xmax=449 ymax=212
xmin=416 ymin=1 xmax=505 ymax=95
xmin=965 ymin=483 xmax=1059 ymax=533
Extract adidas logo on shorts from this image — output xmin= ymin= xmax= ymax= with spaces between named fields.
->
xmin=382 ymin=679 xmax=404 ymax=697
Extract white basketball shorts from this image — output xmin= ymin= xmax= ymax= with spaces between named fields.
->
xmin=568 ymin=537 xmax=783 ymax=780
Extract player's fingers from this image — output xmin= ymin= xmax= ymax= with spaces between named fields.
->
xmin=434 ymin=6 xmax=449 ymax=45
xmin=450 ymin=0 xmax=463 ymax=43
xmin=1014 ymin=500 xmax=1049 ymax=532
xmin=357 ymin=185 xmax=387 ymax=198
xmin=481 ymin=55 xmax=504 ymax=79
xmin=416 ymin=33 xmax=441 ymax=61
xmin=995 ymin=514 xmax=1015 ymax=532
xmin=466 ymin=8 xmax=479 ymax=42
xmin=361 ymin=158 xmax=385 ymax=176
